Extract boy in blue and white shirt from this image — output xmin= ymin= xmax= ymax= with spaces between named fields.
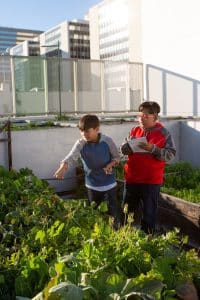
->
xmin=54 ymin=114 xmax=120 ymax=222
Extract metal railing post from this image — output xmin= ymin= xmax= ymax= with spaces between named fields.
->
xmin=58 ymin=42 xmax=62 ymax=118
xmin=73 ymin=61 xmax=78 ymax=113
xmin=7 ymin=120 xmax=12 ymax=170
xmin=11 ymin=56 xmax=16 ymax=116
xmin=43 ymin=58 xmax=49 ymax=115
xmin=101 ymin=61 xmax=105 ymax=113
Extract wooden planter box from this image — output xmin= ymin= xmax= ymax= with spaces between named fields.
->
xmin=158 ymin=193 xmax=200 ymax=247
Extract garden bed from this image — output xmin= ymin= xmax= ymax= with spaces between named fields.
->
xmin=116 ymin=179 xmax=200 ymax=249
xmin=1 ymin=166 xmax=200 ymax=299
xmin=158 ymin=193 xmax=200 ymax=248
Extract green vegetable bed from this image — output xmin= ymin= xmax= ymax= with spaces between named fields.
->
xmin=0 ymin=166 xmax=200 ymax=299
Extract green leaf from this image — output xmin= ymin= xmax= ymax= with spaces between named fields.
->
xmin=106 ymin=274 xmax=125 ymax=295
xmin=59 ymin=254 xmax=75 ymax=264
xmin=106 ymin=293 xmax=121 ymax=299
xmin=0 ymin=274 xmax=5 ymax=284
xmin=49 ymin=266 xmax=57 ymax=278
xmin=121 ymin=291 xmax=156 ymax=299
xmin=82 ymin=240 xmax=94 ymax=258
xmin=35 ymin=230 xmax=46 ymax=244
xmin=98 ymin=201 xmax=108 ymax=213
xmin=49 ymin=282 xmax=83 ymax=300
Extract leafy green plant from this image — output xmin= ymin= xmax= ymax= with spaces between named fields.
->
xmin=162 ymin=161 xmax=200 ymax=203
xmin=0 ymin=165 xmax=199 ymax=299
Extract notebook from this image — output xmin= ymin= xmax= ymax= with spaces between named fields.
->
xmin=127 ymin=137 xmax=148 ymax=152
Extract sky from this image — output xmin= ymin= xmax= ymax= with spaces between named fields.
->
xmin=0 ymin=0 xmax=100 ymax=31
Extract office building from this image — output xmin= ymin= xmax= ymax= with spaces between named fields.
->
xmin=9 ymin=19 xmax=90 ymax=59
xmin=88 ymin=0 xmax=143 ymax=111
xmin=0 ymin=26 xmax=42 ymax=55
xmin=89 ymin=0 xmax=142 ymax=62
xmin=39 ymin=19 xmax=90 ymax=59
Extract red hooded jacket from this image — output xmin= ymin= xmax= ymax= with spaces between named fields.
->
xmin=124 ymin=122 xmax=176 ymax=184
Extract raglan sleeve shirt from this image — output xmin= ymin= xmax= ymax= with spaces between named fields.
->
xmin=61 ymin=139 xmax=85 ymax=168
xmin=61 ymin=134 xmax=120 ymax=190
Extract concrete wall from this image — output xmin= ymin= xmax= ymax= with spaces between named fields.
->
xmin=180 ymin=120 xmax=200 ymax=166
xmin=0 ymin=120 xmax=181 ymax=193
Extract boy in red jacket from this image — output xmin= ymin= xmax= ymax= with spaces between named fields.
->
xmin=121 ymin=101 xmax=176 ymax=234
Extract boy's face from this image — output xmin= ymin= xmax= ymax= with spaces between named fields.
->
xmin=137 ymin=108 xmax=157 ymax=129
xmin=80 ymin=127 xmax=99 ymax=142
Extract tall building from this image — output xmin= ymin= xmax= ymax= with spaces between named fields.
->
xmin=0 ymin=26 xmax=43 ymax=55
xmin=89 ymin=0 xmax=142 ymax=62
xmin=39 ymin=19 xmax=90 ymax=59
xmin=88 ymin=0 xmax=143 ymax=110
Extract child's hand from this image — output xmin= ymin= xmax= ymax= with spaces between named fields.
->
xmin=104 ymin=161 xmax=117 ymax=174
xmin=103 ymin=160 xmax=118 ymax=174
xmin=103 ymin=166 xmax=113 ymax=174
xmin=54 ymin=162 xmax=68 ymax=179
xmin=138 ymin=142 xmax=153 ymax=152
xmin=54 ymin=168 xmax=65 ymax=179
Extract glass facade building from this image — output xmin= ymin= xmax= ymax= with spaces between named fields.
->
xmin=98 ymin=0 xmax=129 ymax=61
xmin=89 ymin=0 xmax=142 ymax=63
xmin=0 ymin=26 xmax=43 ymax=55
xmin=89 ymin=0 xmax=143 ymax=110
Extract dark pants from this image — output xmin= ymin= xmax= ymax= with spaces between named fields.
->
xmin=86 ymin=186 xmax=117 ymax=219
xmin=122 ymin=183 xmax=160 ymax=234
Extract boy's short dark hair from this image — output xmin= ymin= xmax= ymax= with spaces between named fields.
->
xmin=138 ymin=101 xmax=160 ymax=115
xmin=78 ymin=114 xmax=100 ymax=131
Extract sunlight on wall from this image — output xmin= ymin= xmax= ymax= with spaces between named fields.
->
xmin=142 ymin=0 xmax=200 ymax=80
